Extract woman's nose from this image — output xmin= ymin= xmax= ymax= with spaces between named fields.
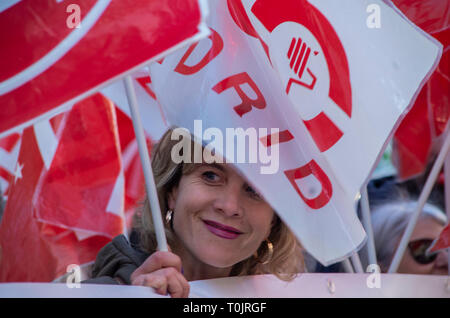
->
xmin=213 ymin=184 xmax=243 ymax=217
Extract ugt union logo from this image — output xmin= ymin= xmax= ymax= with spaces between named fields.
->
xmin=252 ymin=0 xmax=353 ymax=153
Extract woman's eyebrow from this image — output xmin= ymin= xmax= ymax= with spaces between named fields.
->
xmin=200 ymin=163 xmax=225 ymax=172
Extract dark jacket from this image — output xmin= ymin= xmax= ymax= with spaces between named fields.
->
xmin=82 ymin=234 xmax=150 ymax=285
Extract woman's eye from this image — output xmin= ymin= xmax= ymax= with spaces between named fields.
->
xmin=246 ymin=185 xmax=261 ymax=199
xmin=202 ymin=171 xmax=220 ymax=182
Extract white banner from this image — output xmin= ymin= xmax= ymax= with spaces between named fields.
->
xmin=147 ymin=0 xmax=441 ymax=265
xmin=1 ymin=274 xmax=449 ymax=298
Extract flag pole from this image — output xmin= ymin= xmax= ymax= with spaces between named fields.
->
xmin=388 ymin=124 xmax=450 ymax=273
xmin=360 ymin=186 xmax=377 ymax=267
xmin=444 ymin=142 xmax=450 ymax=276
xmin=350 ymin=252 xmax=364 ymax=273
xmin=341 ymin=258 xmax=355 ymax=273
xmin=123 ymin=75 xmax=168 ymax=252
xmin=0 ymin=183 xmax=4 ymax=220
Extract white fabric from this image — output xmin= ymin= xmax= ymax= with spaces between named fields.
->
xmin=1 ymin=274 xmax=448 ymax=298
xmin=147 ymin=0 xmax=442 ymax=265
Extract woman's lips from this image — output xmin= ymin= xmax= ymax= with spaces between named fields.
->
xmin=203 ymin=220 xmax=243 ymax=240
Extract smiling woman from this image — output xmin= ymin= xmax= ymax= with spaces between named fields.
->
xmin=83 ymin=127 xmax=305 ymax=297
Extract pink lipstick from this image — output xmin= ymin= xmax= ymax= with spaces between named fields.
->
xmin=203 ymin=220 xmax=243 ymax=240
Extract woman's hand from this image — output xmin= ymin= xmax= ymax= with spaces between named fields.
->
xmin=130 ymin=251 xmax=189 ymax=298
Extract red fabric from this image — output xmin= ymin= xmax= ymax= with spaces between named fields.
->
xmin=0 ymin=0 xmax=202 ymax=136
xmin=0 ymin=132 xmax=21 ymax=198
xmin=0 ymin=94 xmax=124 ymax=282
xmin=392 ymin=0 xmax=449 ymax=180
xmin=430 ymin=224 xmax=450 ymax=253
xmin=114 ymin=106 xmax=149 ymax=229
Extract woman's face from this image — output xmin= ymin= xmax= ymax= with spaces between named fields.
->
xmin=168 ymin=163 xmax=275 ymax=269
xmin=397 ymin=217 xmax=448 ymax=275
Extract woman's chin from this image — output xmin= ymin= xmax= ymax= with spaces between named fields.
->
xmin=197 ymin=251 xmax=245 ymax=269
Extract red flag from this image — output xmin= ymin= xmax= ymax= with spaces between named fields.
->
xmin=0 ymin=93 xmax=125 ymax=282
xmin=0 ymin=0 xmax=207 ymax=137
xmin=0 ymin=132 xmax=21 ymax=200
xmin=392 ymin=0 xmax=449 ymax=180
xmin=429 ymin=224 xmax=450 ymax=253
xmin=114 ymin=106 xmax=150 ymax=229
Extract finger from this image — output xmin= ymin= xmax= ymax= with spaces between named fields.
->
xmin=147 ymin=251 xmax=182 ymax=272
xmin=154 ymin=283 xmax=168 ymax=296
xmin=177 ymin=271 xmax=190 ymax=298
xmin=165 ymin=270 xmax=184 ymax=298
xmin=173 ymin=268 xmax=191 ymax=298
xmin=166 ymin=267 xmax=190 ymax=298
xmin=132 ymin=268 xmax=190 ymax=298
xmin=132 ymin=272 xmax=168 ymax=296
xmin=131 ymin=251 xmax=182 ymax=280
xmin=160 ymin=267 xmax=190 ymax=298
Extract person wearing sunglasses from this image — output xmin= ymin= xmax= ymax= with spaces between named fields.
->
xmin=366 ymin=200 xmax=448 ymax=275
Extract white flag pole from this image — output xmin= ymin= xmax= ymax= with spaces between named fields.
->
xmin=388 ymin=124 xmax=450 ymax=273
xmin=361 ymin=186 xmax=377 ymax=267
xmin=350 ymin=252 xmax=364 ymax=273
xmin=341 ymin=258 xmax=355 ymax=273
xmin=444 ymin=142 xmax=450 ymax=276
xmin=123 ymin=75 xmax=168 ymax=252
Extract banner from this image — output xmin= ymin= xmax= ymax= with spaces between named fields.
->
xmin=0 ymin=0 xmax=208 ymax=138
xmin=1 ymin=274 xmax=449 ymax=298
xmin=148 ymin=0 xmax=441 ymax=265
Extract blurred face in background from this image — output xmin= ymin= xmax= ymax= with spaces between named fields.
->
xmin=397 ymin=217 xmax=448 ymax=275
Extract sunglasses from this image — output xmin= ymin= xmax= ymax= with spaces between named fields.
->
xmin=407 ymin=238 xmax=437 ymax=265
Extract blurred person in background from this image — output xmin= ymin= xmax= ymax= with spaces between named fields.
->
xmin=361 ymin=198 xmax=448 ymax=275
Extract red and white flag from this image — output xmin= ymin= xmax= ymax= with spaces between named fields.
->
xmin=0 ymin=133 xmax=22 ymax=201
xmin=390 ymin=0 xmax=449 ymax=180
xmin=0 ymin=0 xmax=208 ymax=282
xmin=148 ymin=0 xmax=441 ymax=265
xmin=101 ymin=71 xmax=169 ymax=229
xmin=0 ymin=93 xmax=161 ymax=282
xmin=0 ymin=0 xmax=208 ymax=138
xmin=101 ymin=69 xmax=169 ymax=141
xmin=0 ymin=93 xmax=126 ymax=282
xmin=429 ymin=224 xmax=450 ymax=254
xmin=114 ymin=105 xmax=156 ymax=229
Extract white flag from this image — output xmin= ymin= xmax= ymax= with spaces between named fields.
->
xmin=148 ymin=0 xmax=441 ymax=265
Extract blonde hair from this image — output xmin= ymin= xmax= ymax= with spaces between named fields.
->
xmin=134 ymin=127 xmax=304 ymax=281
